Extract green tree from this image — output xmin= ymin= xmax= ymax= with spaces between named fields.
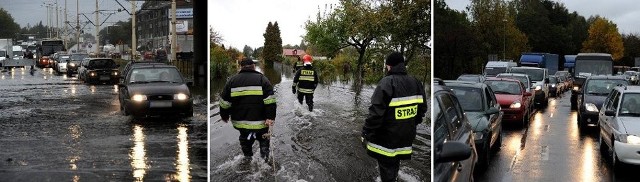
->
xmin=381 ymin=0 xmax=430 ymax=64
xmin=262 ymin=21 xmax=283 ymax=66
xmin=0 ymin=8 xmax=21 ymax=38
xmin=621 ymin=34 xmax=640 ymax=66
xmin=581 ymin=16 xmax=624 ymax=61
xmin=242 ymin=45 xmax=253 ymax=59
xmin=469 ymin=0 xmax=529 ymax=60
xmin=434 ymin=0 xmax=480 ymax=79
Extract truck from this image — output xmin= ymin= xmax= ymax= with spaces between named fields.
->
xmin=0 ymin=39 xmax=12 ymax=67
xmin=564 ymin=55 xmax=576 ymax=73
xmin=519 ymin=53 xmax=560 ymax=75
xmin=37 ymin=39 xmax=65 ymax=68
xmin=12 ymin=45 xmax=23 ymax=59
xmin=483 ymin=61 xmax=518 ymax=77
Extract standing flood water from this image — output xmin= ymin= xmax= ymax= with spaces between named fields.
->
xmin=210 ymin=62 xmax=430 ymax=181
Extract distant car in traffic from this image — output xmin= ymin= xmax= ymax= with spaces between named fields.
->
xmin=510 ymin=67 xmax=550 ymax=108
xmin=496 ymin=73 xmax=534 ymax=111
xmin=118 ymin=63 xmax=193 ymax=118
xmin=433 ymin=79 xmax=477 ymax=182
xmin=457 ymin=74 xmax=486 ymax=83
xmin=66 ymin=53 xmax=89 ymax=76
xmin=599 ymin=85 xmax=640 ymax=171
xmin=548 ymin=75 xmax=565 ymax=97
xmin=485 ymin=77 xmax=532 ymax=127
xmin=577 ymin=75 xmax=628 ymax=131
xmin=78 ymin=58 xmax=120 ymax=84
xmin=445 ymin=81 xmax=503 ymax=168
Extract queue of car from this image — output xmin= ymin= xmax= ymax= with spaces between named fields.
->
xmin=435 ymin=65 xmax=574 ymax=181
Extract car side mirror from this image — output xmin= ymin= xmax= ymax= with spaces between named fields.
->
xmin=605 ymin=110 xmax=616 ymax=116
xmin=544 ymin=78 xmax=550 ymax=84
xmin=435 ymin=141 xmax=472 ymax=163
xmin=524 ymin=92 xmax=532 ymax=96
xmin=485 ymin=107 xmax=500 ymax=115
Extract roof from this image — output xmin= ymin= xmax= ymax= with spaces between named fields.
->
xmin=443 ymin=80 xmax=486 ymax=88
xmin=587 ymin=75 xmax=625 ymax=80
xmin=497 ymin=73 xmax=529 ymax=77
xmin=282 ymin=49 xmax=306 ymax=56
xmin=511 ymin=66 xmax=544 ymax=70
xmin=485 ymin=77 xmax=521 ymax=83
xmin=486 ymin=61 xmax=517 ymax=67
xmin=520 ymin=53 xmax=545 ymax=64
xmin=617 ymin=85 xmax=640 ymax=92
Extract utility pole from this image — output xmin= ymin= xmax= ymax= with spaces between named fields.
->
xmin=95 ymin=0 xmax=99 ymax=54
xmin=171 ymin=0 xmax=177 ymax=62
xmin=131 ymin=1 xmax=137 ymax=60
xmin=76 ymin=0 xmax=80 ymax=52
xmin=56 ymin=0 xmax=59 ymax=39
xmin=64 ymin=0 xmax=68 ymax=48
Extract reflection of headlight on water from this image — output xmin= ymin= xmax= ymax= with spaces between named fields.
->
xmin=131 ymin=125 xmax=148 ymax=181
xmin=174 ymin=126 xmax=190 ymax=182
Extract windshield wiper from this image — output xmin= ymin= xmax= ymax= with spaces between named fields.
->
xmin=148 ymin=80 xmax=172 ymax=83
xmin=494 ymin=91 xmax=516 ymax=95
xmin=130 ymin=81 xmax=150 ymax=84
xmin=587 ymin=92 xmax=608 ymax=95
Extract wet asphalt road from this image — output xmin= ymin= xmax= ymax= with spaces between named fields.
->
xmin=476 ymin=91 xmax=640 ymax=182
xmin=210 ymin=63 xmax=430 ymax=182
xmin=0 ymin=67 xmax=207 ymax=181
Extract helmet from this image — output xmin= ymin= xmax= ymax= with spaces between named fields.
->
xmin=302 ymin=54 xmax=313 ymax=62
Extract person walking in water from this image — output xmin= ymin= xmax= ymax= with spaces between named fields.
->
xmin=362 ymin=52 xmax=427 ymax=182
xmin=220 ymin=58 xmax=277 ymax=162
xmin=293 ymin=54 xmax=319 ymax=112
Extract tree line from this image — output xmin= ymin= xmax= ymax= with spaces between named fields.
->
xmin=435 ymin=0 xmax=639 ymax=79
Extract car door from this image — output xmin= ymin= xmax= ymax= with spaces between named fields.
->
xmin=434 ymin=93 xmax=455 ymax=182
xmin=446 ymin=93 xmax=476 ymax=181
xmin=600 ymin=90 xmax=620 ymax=147
xmin=485 ymin=86 xmax=502 ymax=147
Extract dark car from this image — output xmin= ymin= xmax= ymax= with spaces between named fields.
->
xmin=445 ymin=81 xmax=502 ymax=168
xmin=577 ymin=75 xmax=628 ymax=131
xmin=66 ymin=53 xmax=89 ymax=76
xmin=155 ymin=49 xmax=168 ymax=63
xmin=548 ymin=75 xmax=563 ymax=97
xmin=79 ymin=58 xmax=120 ymax=84
xmin=434 ymin=79 xmax=477 ymax=182
xmin=457 ymin=74 xmax=485 ymax=83
xmin=118 ymin=64 xmax=193 ymax=118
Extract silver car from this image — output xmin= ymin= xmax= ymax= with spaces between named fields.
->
xmin=599 ymin=85 xmax=640 ymax=171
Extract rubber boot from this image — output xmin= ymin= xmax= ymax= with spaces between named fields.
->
xmin=240 ymin=139 xmax=254 ymax=157
xmin=308 ymin=104 xmax=313 ymax=112
xmin=259 ymin=139 xmax=270 ymax=163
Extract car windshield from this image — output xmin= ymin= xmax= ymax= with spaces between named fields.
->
xmin=457 ymin=75 xmax=480 ymax=82
xmin=496 ymin=75 xmax=529 ymax=88
xmin=89 ymin=59 xmax=116 ymax=69
xmin=485 ymin=80 xmax=522 ymax=95
xmin=549 ymin=77 xmax=558 ymax=84
xmin=624 ymin=72 xmax=635 ymax=76
xmin=71 ymin=54 xmax=88 ymax=61
xmin=449 ymin=86 xmax=483 ymax=111
xmin=620 ymin=93 xmax=640 ymax=116
xmin=511 ymin=68 xmax=544 ymax=81
xmin=585 ymin=79 xmax=627 ymax=95
xmin=484 ymin=67 xmax=507 ymax=77
xmin=128 ymin=67 xmax=183 ymax=84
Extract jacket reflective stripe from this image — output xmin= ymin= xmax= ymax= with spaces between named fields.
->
xmin=232 ymin=120 xmax=267 ymax=129
xmin=231 ymin=86 xmax=264 ymax=97
xmin=299 ymin=76 xmax=315 ymax=81
xmin=366 ymin=142 xmax=412 ymax=157
xmin=389 ymin=95 xmax=424 ymax=107
xmin=298 ymin=88 xmax=314 ymax=94
xmin=219 ymin=99 xmax=232 ymax=109
xmin=263 ymin=95 xmax=276 ymax=104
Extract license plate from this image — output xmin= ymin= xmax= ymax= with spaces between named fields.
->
xmin=99 ymin=76 xmax=110 ymax=80
xmin=149 ymin=101 xmax=172 ymax=108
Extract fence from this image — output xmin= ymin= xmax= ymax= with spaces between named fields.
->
xmin=170 ymin=52 xmax=194 ymax=79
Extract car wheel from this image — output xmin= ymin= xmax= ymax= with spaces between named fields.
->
xmin=599 ymin=133 xmax=608 ymax=156
xmin=611 ymin=142 xmax=625 ymax=172
xmin=121 ymin=105 xmax=130 ymax=116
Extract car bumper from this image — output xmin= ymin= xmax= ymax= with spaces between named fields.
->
xmin=126 ymin=99 xmax=193 ymax=116
xmin=534 ymin=91 xmax=546 ymax=103
xmin=85 ymin=74 xmax=119 ymax=83
xmin=549 ymin=87 xmax=558 ymax=94
xmin=614 ymin=141 xmax=640 ymax=165
xmin=501 ymin=108 xmax=526 ymax=122
xmin=580 ymin=110 xmax=599 ymax=124
xmin=58 ymin=67 xmax=67 ymax=72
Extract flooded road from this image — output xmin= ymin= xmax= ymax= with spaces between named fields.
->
xmin=476 ymin=92 xmax=640 ymax=182
xmin=0 ymin=67 xmax=207 ymax=181
xmin=210 ymin=62 xmax=430 ymax=181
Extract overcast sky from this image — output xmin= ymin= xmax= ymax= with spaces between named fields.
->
xmin=445 ymin=0 xmax=640 ymax=34
xmin=209 ymin=0 xmax=339 ymax=49
xmin=3 ymin=0 xmax=134 ymax=36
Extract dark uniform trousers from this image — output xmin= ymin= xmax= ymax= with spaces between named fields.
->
xmin=297 ymin=93 xmax=314 ymax=110
xmin=239 ymin=128 xmax=270 ymax=158
xmin=378 ymin=158 xmax=401 ymax=182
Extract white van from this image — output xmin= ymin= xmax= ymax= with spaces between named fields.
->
xmin=12 ymin=45 xmax=23 ymax=59
xmin=484 ymin=61 xmax=518 ymax=77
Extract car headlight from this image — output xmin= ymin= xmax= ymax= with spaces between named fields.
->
xmin=585 ymin=103 xmax=598 ymax=112
xmin=132 ymin=94 xmax=147 ymax=102
xmin=69 ymin=63 xmax=75 ymax=67
xmin=626 ymin=135 xmax=640 ymax=144
xmin=112 ymin=71 xmax=118 ymax=76
xmin=535 ymin=85 xmax=542 ymax=91
xmin=510 ymin=101 xmax=522 ymax=109
xmin=174 ymin=93 xmax=188 ymax=100
xmin=573 ymin=86 xmax=579 ymax=91
xmin=89 ymin=72 xmax=96 ymax=77
xmin=474 ymin=132 xmax=484 ymax=140
xmin=551 ymin=84 xmax=556 ymax=88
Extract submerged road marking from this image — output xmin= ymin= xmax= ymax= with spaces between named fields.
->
xmin=541 ymin=145 xmax=549 ymax=160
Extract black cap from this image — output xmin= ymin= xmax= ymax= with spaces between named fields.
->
xmin=240 ymin=58 xmax=254 ymax=66
xmin=385 ymin=52 xmax=404 ymax=66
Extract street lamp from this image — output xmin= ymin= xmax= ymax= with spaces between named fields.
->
xmin=503 ymin=18 xmax=507 ymax=60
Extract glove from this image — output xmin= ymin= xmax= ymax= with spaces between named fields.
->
xmin=292 ymin=87 xmax=296 ymax=94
